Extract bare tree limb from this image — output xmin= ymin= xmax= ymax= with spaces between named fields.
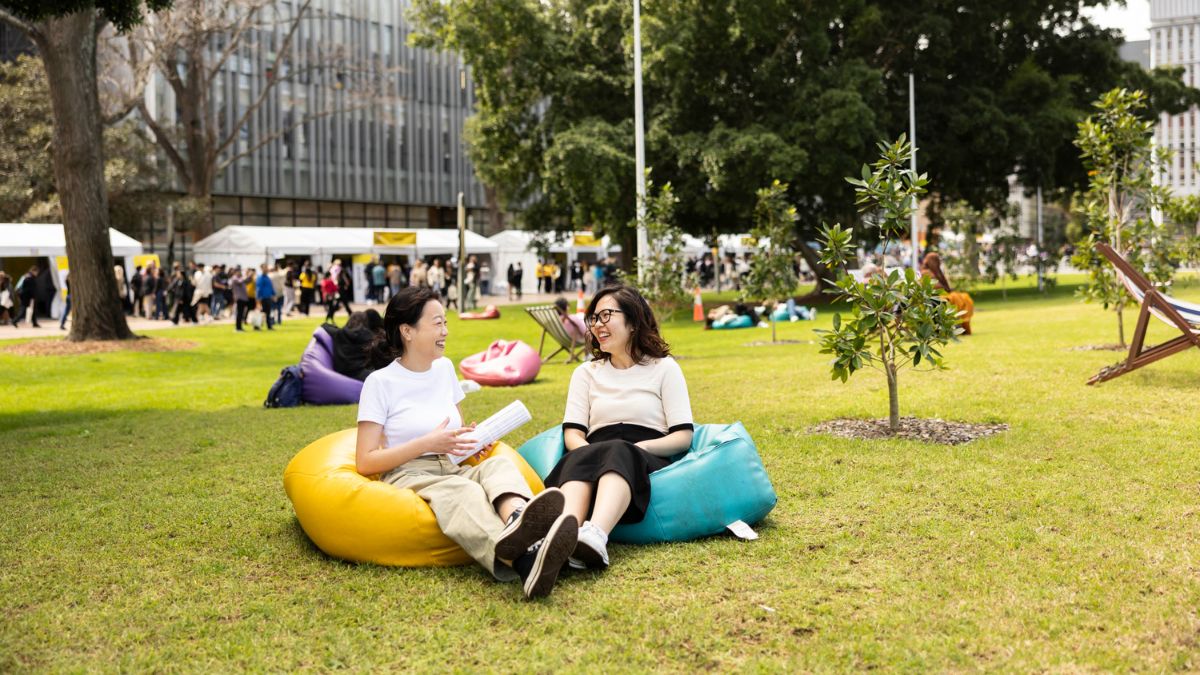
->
xmin=0 ymin=8 xmax=42 ymax=41
xmin=135 ymin=100 xmax=190 ymax=182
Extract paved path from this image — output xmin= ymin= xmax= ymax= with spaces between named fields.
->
xmin=0 ymin=292 xmax=578 ymax=341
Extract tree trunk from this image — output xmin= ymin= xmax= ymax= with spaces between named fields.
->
xmin=886 ymin=363 xmax=900 ymax=433
xmin=795 ymin=243 xmax=837 ymax=304
xmin=771 ymin=315 xmax=777 ymax=343
xmin=484 ymin=186 xmax=505 ymax=234
xmin=1116 ymin=301 xmax=1126 ymax=348
xmin=33 ymin=11 xmax=133 ymax=341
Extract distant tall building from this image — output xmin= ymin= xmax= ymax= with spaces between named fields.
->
xmin=141 ymin=1 xmax=490 ymax=236
xmin=1151 ymin=0 xmax=1200 ymax=196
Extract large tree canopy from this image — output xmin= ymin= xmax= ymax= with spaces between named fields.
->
xmin=412 ymin=0 xmax=1200 ymax=246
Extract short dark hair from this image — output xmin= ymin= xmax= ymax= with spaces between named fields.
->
xmin=369 ymin=286 xmax=440 ymax=363
xmin=585 ymin=284 xmax=670 ymax=364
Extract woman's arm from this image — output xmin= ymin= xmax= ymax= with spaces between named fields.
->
xmin=636 ymin=429 xmax=694 ymax=458
xmin=564 ymin=427 xmax=588 ymax=452
xmin=355 ymin=418 xmax=476 ymax=475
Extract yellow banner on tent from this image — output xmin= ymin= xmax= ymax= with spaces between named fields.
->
xmin=741 ymin=236 xmax=759 ymax=247
xmin=373 ymin=231 xmax=417 ymax=247
xmin=351 ymin=254 xmax=375 ymax=264
xmin=55 ymin=255 xmax=69 ymax=271
xmin=134 ymin=254 xmax=161 ymax=269
xmin=573 ymin=233 xmax=601 ymax=247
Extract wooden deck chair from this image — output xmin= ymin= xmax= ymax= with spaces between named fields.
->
xmin=1088 ymin=242 xmax=1200 ymax=384
xmin=525 ymin=304 xmax=586 ymax=364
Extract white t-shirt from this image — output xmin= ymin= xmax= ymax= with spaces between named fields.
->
xmin=357 ymin=357 xmax=465 ymax=454
xmin=562 ymin=356 xmax=693 ymax=437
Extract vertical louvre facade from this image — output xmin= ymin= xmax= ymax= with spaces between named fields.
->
xmin=1152 ymin=0 xmax=1200 ymax=197
xmin=149 ymin=0 xmax=487 ymax=231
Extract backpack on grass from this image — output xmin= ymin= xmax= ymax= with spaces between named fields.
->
xmin=265 ymin=365 xmax=304 ymax=408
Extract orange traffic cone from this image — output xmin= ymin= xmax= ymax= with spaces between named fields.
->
xmin=692 ymin=286 xmax=704 ymax=321
xmin=576 ymin=287 xmax=586 ymax=314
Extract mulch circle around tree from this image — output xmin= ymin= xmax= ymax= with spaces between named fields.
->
xmin=809 ymin=417 xmax=1009 ymax=445
xmin=3 ymin=337 xmax=198 ymax=357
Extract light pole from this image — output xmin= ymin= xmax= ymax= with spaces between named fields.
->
xmin=909 ymin=36 xmax=929 ymax=272
xmin=633 ymin=0 xmax=648 ymax=283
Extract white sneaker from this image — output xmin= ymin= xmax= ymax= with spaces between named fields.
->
xmin=568 ymin=520 xmax=610 ymax=570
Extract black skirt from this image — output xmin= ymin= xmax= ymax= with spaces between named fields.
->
xmin=544 ymin=424 xmax=675 ymax=525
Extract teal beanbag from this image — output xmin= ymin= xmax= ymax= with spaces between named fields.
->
xmin=771 ymin=306 xmax=790 ymax=322
xmin=516 ymin=422 xmax=777 ymax=543
xmin=712 ymin=314 xmax=754 ymax=329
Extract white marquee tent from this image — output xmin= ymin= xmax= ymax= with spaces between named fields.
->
xmin=0 ymin=224 xmax=145 ymax=319
xmin=488 ymin=230 xmax=614 ymax=295
xmin=193 ymin=226 xmax=500 ymax=303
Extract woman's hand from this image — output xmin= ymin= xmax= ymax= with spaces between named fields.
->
xmin=423 ymin=418 xmax=478 ymax=457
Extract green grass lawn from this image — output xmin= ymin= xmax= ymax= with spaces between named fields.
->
xmin=4 ymin=276 xmax=1200 ymax=671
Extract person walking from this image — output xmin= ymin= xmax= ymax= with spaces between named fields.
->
xmin=0 ymin=272 xmax=15 ymax=327
xmin=336 ymin=264 xmax=355 ymax=318
xmin=321 ymin=271 xmax=340 ymax=324
xmin=230 ymin=266 xmax=249 ymax=332
xmin=211 ymin=264 xmax=228 ymax=320
xmin=58 ymin=273 xmax=71 ymax=330
xmin=409 ymin=260 xmax=427 ymax=289
xmin=283 ymin=261 xmax=298 ymax=317
xmin=371 ymin=258 xmax=387 ymax=305
xmin=479 ymin=260 xmax=491 ymax=297
xmin=298 ymin=262 xmax=316 ymax=316
xmin=192 ymin=264 xmax=213 ymax=323
xmin=269 ymin=264 xmax=287 ymax=326
xmin=428 ymin=259 xmax=445 ymax=298
xmin=17 ymin=265 xmax=41 ymax=327
xmin=387 ymin=261 xmax=403 ymax=299
xmin=257 ymin=263 xmax=277 ymax=330
xmin=130 ymin=266 xmax=145 ymax=318
xmin=513 ymin=262 xmax=524 ymax=299
xmin=114 ymin=265 xmax=130 ymax=315
xmin=151 ymin=266 xmax=167 ymax=320
xmin=464 ymin=255 xmax=478 ymax=310
xmin=170 ymin=267 xmax=196 ymax=325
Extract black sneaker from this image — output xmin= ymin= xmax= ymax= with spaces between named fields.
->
xmin=512 ymin=514 xmax=578 ymax=600
xmin=495 ymin=488 xmax=565 ymax=562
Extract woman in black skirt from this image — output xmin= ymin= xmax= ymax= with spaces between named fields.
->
xmin=545 ymin=285 xmax=694 ymax=570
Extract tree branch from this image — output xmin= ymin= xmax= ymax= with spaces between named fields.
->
xmin=136 ymin=101 xmax=191 ymax=184
xmin=0 ymin=8 xmax=41 ymax=41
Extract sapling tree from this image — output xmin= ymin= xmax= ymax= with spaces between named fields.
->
xmin=1071 ymin=88 xmax=1175 ymax=348
xmin=741 ymin=180 xmax=799 ymax=343
xmin=636 ymin=177 xmax=694 ymax=323
xmin=817 ymin=136 xmax=962 ymax=433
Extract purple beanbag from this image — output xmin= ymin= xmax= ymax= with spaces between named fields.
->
xmin=459 ymin=339 xmax=541 ymax=387
xmin=300 ymin=328 xmax=364 ymax=405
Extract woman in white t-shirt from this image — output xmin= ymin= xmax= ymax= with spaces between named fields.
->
xmin=356 ymin=286 xmax=578 ymax=599
xmin=545 ymin=285 xmax=694 ymax=571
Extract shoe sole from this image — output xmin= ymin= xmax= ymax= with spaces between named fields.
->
xmin=572 ymin=538 xmax=609 ymax=570
xmin=523 ymin=514 xmax=578 ymax=600
xmin=495 ymin=488 xmax=565 ymax=562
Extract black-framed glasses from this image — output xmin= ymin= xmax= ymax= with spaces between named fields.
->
xmin=584 ymin=309 xmax=623 ymax=327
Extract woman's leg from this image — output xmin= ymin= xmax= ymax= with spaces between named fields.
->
xmin=588 ymin=472 xmax=632 ymax=534
xmin=560 ymin=480 xmax=593 ymax=523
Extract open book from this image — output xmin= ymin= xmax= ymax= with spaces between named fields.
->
xmin=449 ymin=400 xmax=533 ymax=465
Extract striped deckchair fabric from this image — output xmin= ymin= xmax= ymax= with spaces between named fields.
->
xmin=525 ymin=305 xmax=586 ymax=364
xmin=1088 ymin=242 xmax=1200 ymax=384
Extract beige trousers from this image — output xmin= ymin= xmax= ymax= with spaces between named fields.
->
xmin=382 ymin=454 xmax=532 ymax=580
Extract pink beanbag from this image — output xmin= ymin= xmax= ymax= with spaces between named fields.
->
xmin=459 ymin=339 xmax=542 ymax=387
xmin=460 ymin=305 xmax=500 ymax=320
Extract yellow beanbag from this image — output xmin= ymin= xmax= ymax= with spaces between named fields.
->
xmin=283 ymin=428 xmax=545 ymax=567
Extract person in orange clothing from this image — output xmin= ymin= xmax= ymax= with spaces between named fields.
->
xmin=921 ymin=252 xmax=974 ymax=335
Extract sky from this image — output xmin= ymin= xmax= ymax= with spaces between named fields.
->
xmin=1083 ymin=0 xmax=1150 ymax=41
